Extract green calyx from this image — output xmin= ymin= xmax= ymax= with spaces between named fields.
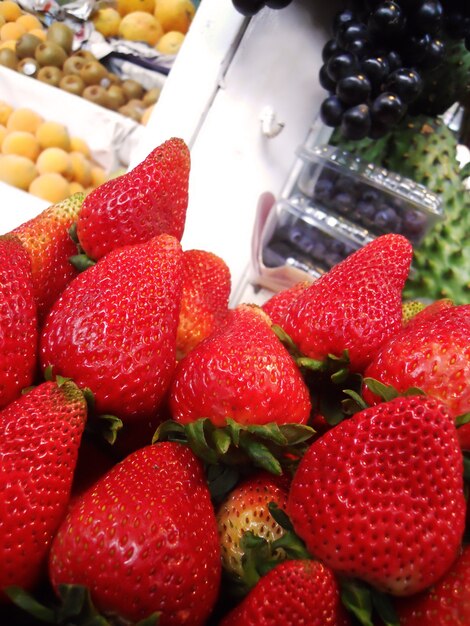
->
xmin=4 ymin=584 xmax=160 ymax=626
xmin=225 ymin=503 xmax=311 ymax=598
xmin=68 ymin=223 xmax=96 ymax=272
xmin=153 ymin=417 xmax=315 ymax=478
xmin=340 ymin=579 xmax=399 ymax=626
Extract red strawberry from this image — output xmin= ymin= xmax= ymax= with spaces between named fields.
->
xmin=76 ymin=138 xmax=190 ymax=261
xmin=279 ymin=234 xmax=413 ymax=372
xmin=261 ymin=281 xmax=309 ymax=325
xmin=287 ymin=395 xmax=466 ymax=596
xmin=176 ymin=248 xmax=231 ymax=359
xmin=395 ymin=544 xmax=470 ymax=625
xmin=169 ymin=304 xmax=312 ymax=427
xmin=457 ymin=421 xmax=470 ymax=450
xmin=219 ymin=559 xmax=351 ymax=626
xmin=0 ymin=380 xmax=87 ymax=600
xmin=0 ymin=235 xmax=37 ymax=410
xmin=12 ymin=193 xmax=83 ymax=322
xmin=40 ymin=234 xmax=183 ymax=422
xmin=49 ymin=442 xmax=221 ymax=626
xmin=217 ymin=471 xmax=290 ymax=581
xmin=363 ymin=304 xmax=470 ymax=417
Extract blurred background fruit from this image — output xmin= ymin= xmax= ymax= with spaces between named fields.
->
xmin=0 ymin=101 xmax=108 ymax=202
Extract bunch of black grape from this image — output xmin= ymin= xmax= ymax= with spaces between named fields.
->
xmin=320 ymin=0 xmax=470 ymax=141
xmin=231 ymin=0 xmax=292 ymax=17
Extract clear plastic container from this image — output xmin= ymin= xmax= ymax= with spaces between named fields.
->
xmin=294 ymin=144 xmax=443 ymax=246
xmin=253 ymin=196 xmax=375 ymax=293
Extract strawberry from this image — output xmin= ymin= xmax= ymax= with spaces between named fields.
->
xmin=395 ymin=544 xmax=470 ymax=625
xmin=0 ymin=235 xmax=37 ymax=410
xmin=0 ymin=379 xmax=87 ymax=600
xmin=40 ymin=234 xmax=183 ymax=422
xmin=261 ymin=281 xmax=309 ymax=325
xmin=287 ymin=395 xmax=466 ymax=596
xmin=276 ymin=234 xmax=413 ymax=372
xmin=219 ymin=559 xmax=351 ymax=626
xmin=217 ymin=471 xmax=290 ymax=582
xmin=176 ymin=248 xmax=231 ymax=359
xmin=76 ymin=138 xmax=190 ymax=261
xmin=169 ymin=304 xmax=312 ymax=427
xmin=363 ymin=304 xmax=470 ymax=417
xmin=12 ymin=193 xmax=84 ymax=322
xmin=49 ymin=442 xmax=221 ymax=625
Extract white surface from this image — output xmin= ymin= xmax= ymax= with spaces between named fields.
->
xmin=130 ymin=0 xmax=341 ymax=302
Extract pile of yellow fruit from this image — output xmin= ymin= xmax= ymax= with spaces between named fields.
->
xmin=92 ymin=0 xmax=195 ymax=55
xmin=0 ymin=0 xmax=45 ymax=48
xmin=0 ymin=102 xmax=107 ymax=203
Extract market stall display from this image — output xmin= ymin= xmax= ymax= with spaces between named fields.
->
xmin=0 ymin=0 xmax=469 ymax=625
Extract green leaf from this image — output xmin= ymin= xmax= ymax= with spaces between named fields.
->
xmin=96 ymin=414 xmax=123 ymax=445
xmin=225 ymin=419 xmax=242 ymax=446
xmin=56 ymin=584 xmax=88 ymax=621
xmin=82 ymin=387 xmax=96 ymax=412
xmin=246 ymin=422 xmax=287 ymax=446
xmin=271 ymin=325 xmax=301 ymax=357
xmin=342 ymin=389 xmax=369 ymax=416
xmin=206 ymin=464 xmax=240 ymax=501
xmin=152 ymin=419 xmax=187 ymax=444
xmin=363 ymin=378 xmax=399 ymax=402
xmin=185 ymin=419 xmax=219 ymax=464
xmin=3 ymin=586 xmax=56 ymax=623
xmin=341 ymin=580 xmax=374 ymax=626
xmin=212 ymin=428 xmax=232 ymax=454
xmin=403 ymin=386 xmax=426 ymax=397
xmin=68 ymin=222 xmax=79 ymax=244
xmin=456 ymin=412 xmax=470 ymax=427
xmin=296 ymin=356 xmax=326 ymax=371
xmin=238 ymin=436 xmax=282 ymax=475
xmin=69 ymin=254 xmax=96 ymax=272
xmin=279 ymin=423 xmax=316 ymax=445
xmin=331 ymin=367 xmax=350 ymax=384
xmin=44 ymin=365 xmax=54 ymax=382
xmin=370 ymin=589 xmax=399 ymax=626
xmin=267 ymin=502 xmax=294 ymax=531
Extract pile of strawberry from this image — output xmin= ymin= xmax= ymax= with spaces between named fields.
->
xmin=0 ymin=137 xmax=469 ymax=626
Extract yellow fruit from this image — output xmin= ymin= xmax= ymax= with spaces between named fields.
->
xmin=90 ymin=165 xmax=107 ymax=187
xmin=69 ymin=135 xmax=91 ymax=157
xmin=154 ymin=0 xmax=195 ymax=34
xmin=92 ymin=7 xmax=121 ymax=38
xmin=0 ymin=100 xmax=12 ymax=125
xmin=35 ymin=120 xmax=71 ymax=151
xmin=36 ymin=146 xmax=72 ymax=178
xmin=6 ymin=107 xmax=43 ymax=133
xmin=0 ymin=1 xmax=22 ymax=23
xmin=29 ymin=27 xmax=46 ymax=41
xmin=0 ymin=15 xmax=5 ymax=28
xmin=155 ymin=29 xmax=184 ymax=54
xmin=0 ymin=153 xmax=37 ymax=190
xmin=141 ymin=104 xmax=154 ymax=125
xmin=69 ymin=180 xmax=84 ymax=194
xmin=117 ymin=0 xmax=155 ymax=16
xmin=2 ymin=130 xmax=40 ymax=161
xmin=16 ymin=13 xmax=42 ymax=31
xmin=0 ymin=20 xmax=25 ymax=41
xmin=69 ymin=151 xmax=92 ymax=187
xmin=118 ymin=11 xmax=163 ymax=46
xmin=0 ymin=123 xmax=7 ymax=144
xmin=0 ymin=38 xmax=15 ymax=49
xmin=29 ymin=172 xmax=70 ymax=202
